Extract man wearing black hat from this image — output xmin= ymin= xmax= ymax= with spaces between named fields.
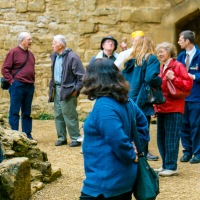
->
xmin=89 ymin=36 xmax=119 ymax=64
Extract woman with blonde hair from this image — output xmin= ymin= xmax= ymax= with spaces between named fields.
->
xmin=122 ymin=35 xmax=162 ymax=160
xmin=154 ymin=42 xmax=193 ymax=176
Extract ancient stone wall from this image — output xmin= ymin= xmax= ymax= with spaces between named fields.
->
xmin=0 ymin=0 xmax=199 ymax=118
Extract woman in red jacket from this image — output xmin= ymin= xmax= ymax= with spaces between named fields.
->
xmin=154 ymin=42 xmax=193 ymax=176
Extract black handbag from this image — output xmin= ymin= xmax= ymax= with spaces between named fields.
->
xmin=1 ymin=51 xmax=29 ymax=90
xmin=145 ymin=83 xmax=166 ymax=104
xmin=127 ymin=99 xmax=159 ymax=200
xmin=136 ymin=82 xmax=166 ymax=107
xmin=1 ymin=77 xmax=10 ymax=90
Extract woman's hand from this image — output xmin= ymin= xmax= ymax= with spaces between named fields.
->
xmin=131 ymin=142 xmax=138 ymax=163
xmin=166 ymin=70 xmax=175 ymax=80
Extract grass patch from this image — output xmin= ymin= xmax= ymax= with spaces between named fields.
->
xmin=37 ymin=113 xmax=54 ymax=120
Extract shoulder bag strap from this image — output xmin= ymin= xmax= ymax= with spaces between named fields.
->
xmin=13 ymin=51 xmax=29 ymax=78
xmin=127 ymin=99 xmax=144 ymax=156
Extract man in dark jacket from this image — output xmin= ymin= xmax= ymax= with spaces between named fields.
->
xmin=177 ymin=30 xmax=200 ymax=164
xmin=49 ymin=34 xmax=85 ymax=147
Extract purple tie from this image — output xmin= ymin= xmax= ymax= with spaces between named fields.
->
xmin=185 ymin=53 xmax=190 ymax=71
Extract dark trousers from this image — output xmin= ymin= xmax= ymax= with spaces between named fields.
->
xmin=180 ymin=102 xmax=200 ymax=157
xmin=157 ymin=112 xmax=182 ymax=170
xmin=143 ymin=115 xmax=151 ymax=156
xmin=80 ymin=191 xmax=132 ymax=200
xmin=0 ymin=143 xmax=4 ymax=163
xmin=8 ymin=80 xmax=34 ymax=134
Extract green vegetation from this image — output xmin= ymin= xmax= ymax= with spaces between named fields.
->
xmin=36 ymin=113 xmax=54 ymax=120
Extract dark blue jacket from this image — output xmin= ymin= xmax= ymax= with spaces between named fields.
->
xmin=122 ymin=54 xmax=162 ymax=115
xmin=82 ymin=97 xmax=149 ymax=198
xmin=177 ymin=46 xmax=200 ymax=102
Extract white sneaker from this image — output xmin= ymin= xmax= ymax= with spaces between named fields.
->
xmin=159 ymin=169 xmax=178 ymax=176
xmin=154 ymin=167 xmax=164 ymax=172
xmin=77 ymin=136 xmax=84 ymax=142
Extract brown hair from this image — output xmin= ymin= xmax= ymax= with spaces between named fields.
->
xmin=82 ymin=58 xmax=129 ymax=103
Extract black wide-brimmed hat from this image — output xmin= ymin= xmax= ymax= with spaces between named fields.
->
xmin=100 ymin=36 xmax=118 ymax=51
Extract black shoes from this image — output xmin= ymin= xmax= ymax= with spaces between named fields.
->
xmin=55 ymin=140 xmax=67 ymax=146
xmin=190 ymin=156 xmax=200 ymax=164
xmin=55 ymin=140 xmax=81 ymax=147
xmin=147 ymin=152 xmax=159 ymax=161
xmin=69 ymin=141 xmax=81 ymax=147
xmin=180 ymin=155 xmax=192 ymax=162
xmin=26 ymin=133 xmax=33 ymax=140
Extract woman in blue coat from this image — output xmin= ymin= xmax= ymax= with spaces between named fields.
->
xmin=80 ymin=58 xmax=149 ymax=200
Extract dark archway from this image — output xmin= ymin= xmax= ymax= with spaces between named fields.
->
xmin=175 ymin=9 xmax=200 ymax=54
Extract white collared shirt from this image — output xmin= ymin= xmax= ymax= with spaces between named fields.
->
xmin=163 ymin=58 xmax=172 ymax=72
xmin=186 ymin=46 xmax=196 ymax=65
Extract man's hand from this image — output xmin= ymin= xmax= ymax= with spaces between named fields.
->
xmin=188 ymin=73 xmax=195 ymax=80
xmin=71 ymin=90 xmax=78 ymax=96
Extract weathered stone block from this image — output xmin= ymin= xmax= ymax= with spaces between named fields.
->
xmin=43 ymin=167 xmax=61 ymax=183
xmin=28 ymin=0 xmax=46 ymax=12
xmin=132 ymin=8 xmax=161 ymax=23
xmin=31 ymin=161 xmax=52 ymax=176
xmin=0 ymin=157 xmax=31 ymax=200
xmin=31 ymin=180 xmax=44 ymax=194
xmin=0 ymin=1 xmax=13 ymax=9
xmin=15 ymin=1 xmax=28 ymax=13
xmin=119 ymin=9 xmax=132 ymax=21
xmin=26 ymin=147 xmax=45 ymax=162
xmin=79 ymin=22 xmax=95 ymax=34
xmin=80 ymin=0 xmax=96 ymax=12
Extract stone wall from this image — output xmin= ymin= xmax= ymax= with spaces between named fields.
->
xmin=0 ymin=0 xmax=199 ymax=118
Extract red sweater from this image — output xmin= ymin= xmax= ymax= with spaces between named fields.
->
xmin=1 ymin=46 xmax=35 ymax=84
xmin=154 ymin=59 xmax=193 ymax=114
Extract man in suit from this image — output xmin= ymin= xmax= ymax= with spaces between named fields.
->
xmin=177 ymin=30 xmax=200 ymax=164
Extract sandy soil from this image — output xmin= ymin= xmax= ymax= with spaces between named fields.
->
xmin=30 ymin=120 xmax=200 ymax=200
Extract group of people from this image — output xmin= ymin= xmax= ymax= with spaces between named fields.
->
xmin=1 ymin=30 xmax=200 ymax=199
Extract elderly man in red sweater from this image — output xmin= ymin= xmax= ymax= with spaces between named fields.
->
xmin=1 ymin=32 xmax=35 ymax=140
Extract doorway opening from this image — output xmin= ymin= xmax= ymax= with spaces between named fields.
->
xmin=175 ymin=9 xmax=200 ymax=54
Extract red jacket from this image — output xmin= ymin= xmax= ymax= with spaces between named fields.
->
xmin=154 ymin=59 xmax=193 ymax=114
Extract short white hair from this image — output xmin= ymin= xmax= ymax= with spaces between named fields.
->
xmin=53 ymin=34 xmax=66 ymax=47
xmin=18 ymin=32 xmax=31 ymax=44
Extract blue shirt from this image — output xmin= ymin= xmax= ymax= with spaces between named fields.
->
xmin=54 ymin=54 xmax=63 ymax=84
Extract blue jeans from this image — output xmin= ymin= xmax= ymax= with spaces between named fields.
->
xmin=0 ymin=143 xmax=4 ymax=163
xmin=8 ymin=80 xmax=34 ymax=134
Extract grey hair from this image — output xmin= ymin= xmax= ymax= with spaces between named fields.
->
xmin=156 ymin=42 xmax=177 ymax=58
xmin=53 ymin=34 xmax=66 ymax=48
xmin=18 ymin=32 xmax=31 ymax=44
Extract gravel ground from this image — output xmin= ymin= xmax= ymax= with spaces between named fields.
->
xmin=30 ymin=120 xmax=200 ymax=200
